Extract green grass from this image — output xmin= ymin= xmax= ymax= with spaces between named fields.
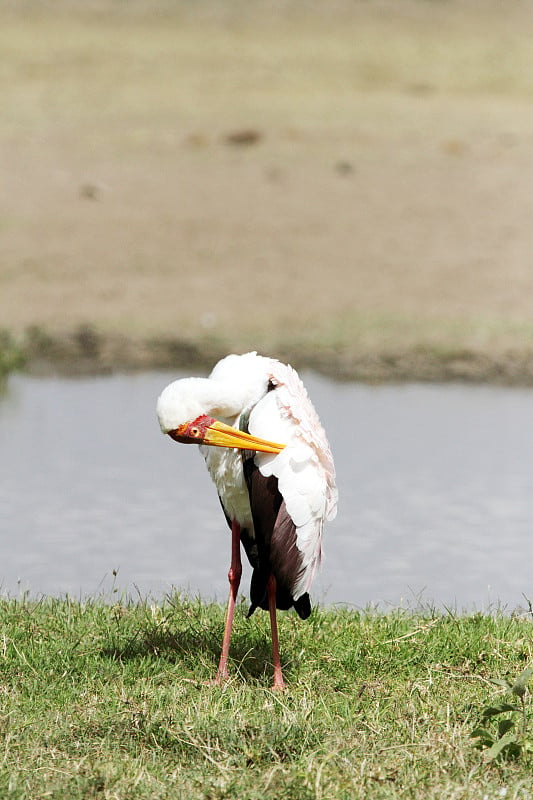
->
xmin=1 ymin=595 xmax=532 ymax=798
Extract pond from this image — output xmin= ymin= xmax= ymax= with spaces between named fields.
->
xmin=1 ymin=371 xmax=532 ymax=612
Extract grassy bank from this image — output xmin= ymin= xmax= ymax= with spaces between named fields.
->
xmin=6 ymin=321 xmax=533 ymax=385
xmin=1 ymin=595 xmax=532 ymax=798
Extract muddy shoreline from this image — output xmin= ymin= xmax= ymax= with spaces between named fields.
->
xmin=12 ymin=326 xmax=533 ymax=386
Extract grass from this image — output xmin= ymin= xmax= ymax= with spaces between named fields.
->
xmin=1 ymin=594 xmax=532 ymax=799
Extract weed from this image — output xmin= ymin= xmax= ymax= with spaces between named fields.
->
xmin=471 ymin=665 xmax=533 ymax=761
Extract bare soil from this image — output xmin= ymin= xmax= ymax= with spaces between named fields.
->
xmin=2 ymin=1 xmax=533 ymax=381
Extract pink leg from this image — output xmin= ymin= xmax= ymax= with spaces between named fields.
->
xmin=267 ymin=574 xmax=285 ymax=690
xmin=215 ymin=519 xmax=242 ymax=682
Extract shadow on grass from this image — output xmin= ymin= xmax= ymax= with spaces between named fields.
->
xmin=99 ymin=610 xmax=290 ymax=685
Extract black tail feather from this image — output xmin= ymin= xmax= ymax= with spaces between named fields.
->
xmin=247 ymin=568 xmax=311 ymax=620
xmin=293 ymin=592 xmax=311 ymax=620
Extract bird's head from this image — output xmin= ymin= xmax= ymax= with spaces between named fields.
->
xmin=157 ymin=378 xmax=285 ymax=454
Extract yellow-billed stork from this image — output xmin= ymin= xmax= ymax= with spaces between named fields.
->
xmin=156 ymin=352 xmax=337 ymax=689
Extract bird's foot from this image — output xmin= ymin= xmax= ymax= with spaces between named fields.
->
xmin=204 ymin=674 xmax=228 ymax=688
xmin=203 ymin=664 xmax=231 ymax=687
xmin=271 ymin=668 xmax=285 ymax=691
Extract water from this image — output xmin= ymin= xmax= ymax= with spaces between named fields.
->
xmin=1 ymin=371 xmax=532 ymax=612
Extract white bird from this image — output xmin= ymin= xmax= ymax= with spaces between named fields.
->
xmin=157 ymin=352 xmax=337 ymax=689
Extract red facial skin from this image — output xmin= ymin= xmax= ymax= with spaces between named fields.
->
xmin=168 ymin=414 xmax=215 ymax=444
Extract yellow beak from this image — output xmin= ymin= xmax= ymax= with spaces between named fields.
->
xmin=169 ymin=418 xmax=286 ymax=454
xmin=204 ymin=420 xmax=286 ymax=454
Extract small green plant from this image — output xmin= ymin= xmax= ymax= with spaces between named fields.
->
xmin=471 ymin=665 xmax=533 ymax=761
xmin=0 ymin=329 xmax=25 ymax=382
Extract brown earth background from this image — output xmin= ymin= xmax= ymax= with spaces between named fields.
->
xmin=2 ymin=0 xmax=533 ymax=381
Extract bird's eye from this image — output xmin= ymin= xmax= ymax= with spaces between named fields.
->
xmin=190 ymin=427 xmax=200 ymax=437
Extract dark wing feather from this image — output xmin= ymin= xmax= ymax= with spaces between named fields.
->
xmin=242 ymin=453 xmax=310 ymax=620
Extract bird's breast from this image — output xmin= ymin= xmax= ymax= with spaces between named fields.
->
xmin=201 ymin=444 xmax=254 ymax=530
